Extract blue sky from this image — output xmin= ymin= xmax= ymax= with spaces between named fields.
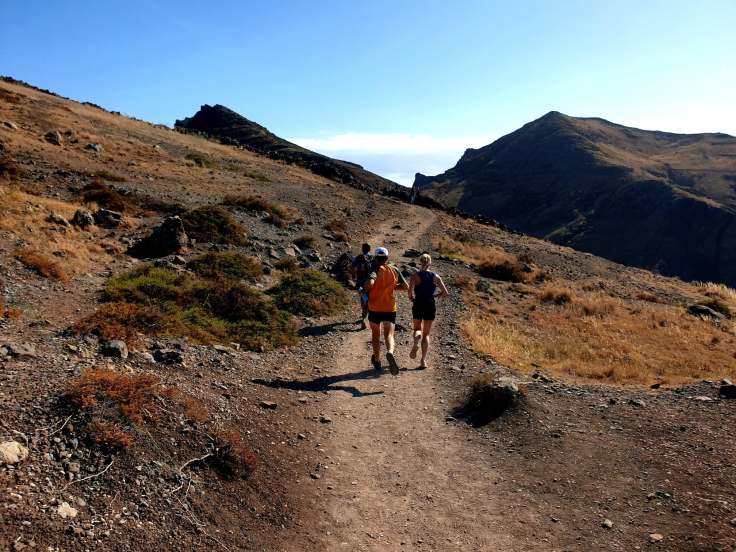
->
xmin=2 ymin=1 xmax=735 ymax=185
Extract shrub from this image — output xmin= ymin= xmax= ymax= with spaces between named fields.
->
xmin=222 ymin=194 xmax=301 ymax=228
xmin=88 ymin=170 xmax=126 ymax=182
xmin=477 ymin=259 xmax=526 ymax=282
xmin=0 ymin=155 xmax=21 ymax=180
xmin=455 ymin=373 xmax=521 ymax=425
xmin=181 ymin=206 xmax=247 ymax=245
xmin=82 ymin=178 xmax=128 ymax=211
xmin=274 ymin=257 xmax=300 ymax=272
xmin=294 ymin=235 xmax=315 ymax=249
xmin=188 ymin=252 xmax=262 ymax=281
xmin=270 ymin=269 xmax=349 ymax=316
xmin=80 ymin=265 xmax=298 ymax=350
xmin=540 ymin=287 xmax=572 ymax=305
xmin=331 ymin=231 xmax=349 ymax=243
xmin=325 ymin=219 xmax=347 ymax=233
xmin=86 ymin=420 xmax=134 ymax=449
xmin=185 ymin=151 xmax=216 ymax=168
xmin=15 ymin=249 xmax=67 ymax=281
xmin=208 ymin=430 xmax=259 ymax=479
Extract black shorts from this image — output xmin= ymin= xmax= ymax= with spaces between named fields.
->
xmin=368 ymin=311 xmax=397 ymax=324
xmin=412 ymin=296 xmax=436 ymax=321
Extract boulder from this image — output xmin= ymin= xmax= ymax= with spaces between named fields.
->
xmin=720 ymin=382 xmax=736 ymax=399
xmin=93 ymin=209 xmax=123 ymax=228
xmin=129 ymin=216 xmax=188 ymax=258
xmin=44 ymin=131 xmax=62 ymax=145
xmin=101 ymin=340 xmax=128 ymax=359
xmin=688 ymin=304 xmax=724 ymax=320
xmin=71 ymin=209 xmax=95 ymax=229
xmin=0 ymin=441 xmax=29 ymax=464
xmin=153 ymin=348 xmax=183 ymax=364
xmin=2 ymin=342 xmax=37 ymax=359
xmin=403 ymin=248 xmax=421 ymax=258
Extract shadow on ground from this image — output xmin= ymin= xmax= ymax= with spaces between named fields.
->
xmin=252 ymin=367 xmax=386 ymax=398
xmin=299 ymin=320 xmax=364 ymax=337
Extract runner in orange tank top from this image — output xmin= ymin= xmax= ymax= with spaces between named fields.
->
xmin=364 ymin=247 xmax=408 ymax=375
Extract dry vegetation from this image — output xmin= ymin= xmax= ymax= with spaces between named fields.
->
xmin=464 ymin=280 xmax=736 ymax=385
xmin=15 ymin=249 xmax=68 ymax=281
xmin=182 ymin=205 xmax=248 ymax=245
xmin=223 ymin=194 xmax=303 ymax=228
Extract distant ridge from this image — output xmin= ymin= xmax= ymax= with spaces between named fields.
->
xmin=413 ymin=111 xmax=736 ymax=285
xmin=176 ymin=104 xmax=405 ymax=196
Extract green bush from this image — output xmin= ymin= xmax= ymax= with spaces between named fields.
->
xmin=188 ymin=252 xmax=262 ymax=281
xmin=185 ymin=151 xmax=216 ymax=169
xmin=181 ymin=206 xmax=247 ymax=245
xmin=270 ymin=269 xmax=348 ymax=316
xmin=222 ymin=194 xmax=301 ymax=228
xmin=82 ymin=264 xmax=297 ymax=350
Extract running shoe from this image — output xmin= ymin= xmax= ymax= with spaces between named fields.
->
xmin=386 ymin=352 xmax=400 ymax=375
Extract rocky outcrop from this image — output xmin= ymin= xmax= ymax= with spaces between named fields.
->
xmin=128 ymin=216 xmax=188 ymax=258
xmin=175 ymin=104 xmax=406 ymax=197
xmin=413 ymin=112 xmax=736 ymax=286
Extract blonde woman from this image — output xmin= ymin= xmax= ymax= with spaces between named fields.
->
xmin=408 ymin=253 xmax=449 ymax=369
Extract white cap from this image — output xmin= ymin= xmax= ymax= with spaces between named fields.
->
xmin=375 ymin=247 xmax=389 ymax=257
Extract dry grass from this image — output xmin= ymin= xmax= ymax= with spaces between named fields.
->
xmin=0 ymin=185 xmax=117 ymax=277
xmin=435 ymin=235 xmax=533 ymax=282
xmin=464 ymin=287 xmax=736 ymax=385
xmin=15 ymin=249 xmax=68 ymax=281
xmin=696 ymin=282 xmax=736 ymax=303
xmin=324 ymin=219 xmax=347 ymax=233
xmin=208 ymin=430 xmax=259 ymax=479
xmin=223 ymin=194 xmax=302 ymax=228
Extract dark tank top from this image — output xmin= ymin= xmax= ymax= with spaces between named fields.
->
xmin=415 ymin=271 xmax=437 ymax=299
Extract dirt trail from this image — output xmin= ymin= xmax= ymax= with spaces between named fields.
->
xmin=299 ymin=207 xmax=514 ymax=551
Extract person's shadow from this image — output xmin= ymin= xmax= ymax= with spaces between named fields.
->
xmin=298 ymin=320 xmax=364 ymax=337
xmin=252 ymin=367 xmax=385 ymax=398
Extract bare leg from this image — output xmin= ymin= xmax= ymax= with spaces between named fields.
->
xmin=410 ymin=319 xmax=422 ymax=359
xmin=420 ymin=320 xmax=434 ymax=367
xmin=383 ymin=322 xmax=395 ymax=354
xmin=370 ymin=322 xmax=381 ymax=359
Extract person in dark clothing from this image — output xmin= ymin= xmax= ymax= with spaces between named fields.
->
xmin=350 ymin=243 xmax=373 ymax=330
xmin=408 ymin=253 xmax=449 ymax=369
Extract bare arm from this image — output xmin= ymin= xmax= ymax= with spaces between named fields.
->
xmin=435 ymin=274 xmax=449 ymax=298
xmin=408 ymin=273 xmax=418 ymax=301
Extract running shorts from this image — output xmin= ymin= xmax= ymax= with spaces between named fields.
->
xmin=412 ymin=296 xmax=436 ymax=321
xmin=368 ymin=311 xmax=397 ymax=324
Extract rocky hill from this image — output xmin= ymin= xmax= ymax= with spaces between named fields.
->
xmin=176 ymin=104 xmax=405 ymax=196
xmin=413 ymin=111 xmax=736 ymax=285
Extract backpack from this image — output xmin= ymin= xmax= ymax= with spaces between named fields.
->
xmin=354 ymin=253 xmax=373 ymax=280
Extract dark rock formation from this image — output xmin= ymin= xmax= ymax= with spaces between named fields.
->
xmin=129 ymin=216 xmax=188 ymax=258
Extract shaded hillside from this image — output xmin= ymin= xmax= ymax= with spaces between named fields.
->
xmin=413 ymin=111 xmax=736 ymax=285
xmin=176 ymin=104 xmax=405 ymax=196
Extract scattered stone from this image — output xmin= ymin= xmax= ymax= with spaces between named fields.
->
xmin=0 ymin=441 xmax=29 ymax=465
xmin=3 ymin=120 xmax=18 ymax=130
xmin=297 ymin=433 xmax=306 ymax=440
xmin=693 ymin=396 xmax=714 ymax=402
xmin=310 ymin=473 xmax=320 ymax=480
xmin=629 ymin=399 xmax=646 ymax=408
xmin=101 ymin=340 xmax=128 ymax=359
xmin=730 ymin=517 xmax=736 ymax=527
xmin=85 ymin=143 xmax=103 ymax=153
xmin=46 ymin=212 xmax=70 ymax=227
xmin=44 ymin=130 xmax=62 ymax=145
xmin=93 ymin=209 xmax=123 ymax=228
xmin=687 ymin=304 xmax=724 ymax=320
xmin=403 ymin=248 xmax=421 ymax=258
xmin=2 ymin=342 xmax=37 ymax=359
xmin=259 ymin=401 xmax=278 ymax=410
xmin=153 ymin=349 xmax=183 ymax=364
xmin=601 ymin=518 xmax=613 ymax=529
xmin=649 ymin=533 xmax=664 ymax=543
xmin=213 ymin=344 xmax=231 ymax=354
xmin=171 ymin=255 xmax=187 ymax=265
xmin=319 ymin=415 xmax=332 ymax=424
xmin=129 ymin=216 xmax=188 ymax=258
xmin=72 ymin=209 xmax=95 ymax=229
xmin=650 ymin=382 xmax=661 ymax=389
xmin=57 ymin=501 xmax=78 ymax=519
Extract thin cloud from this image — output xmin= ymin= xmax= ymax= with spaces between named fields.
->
xmin=288 ymin=132 xmax=495 ymax=155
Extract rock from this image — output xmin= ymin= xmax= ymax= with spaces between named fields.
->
xmin=93 ymin=209 xmax=123 ymax=228
xmin=153 ymin=349 xmax=183 ymax=364
xmin=44 ymin=131 xmax=62 ymax=145
xmin=601 ymin=518 xmax=613 ymax=529
xmin=629 ymin=399 xmax=646 ymax=408
xmin=310 ymin=473 xmax=320 ymax=479
xmin=719 ymin=383 xmax=736 ymax=399
xmin=213 ymin=344 xmax=231 ymax=354
xmin=403 ymin=248 xmax=421 ymax=258
xmin=687 ymin=304 xmax=724 ymax=320
xmin=46 ymin=212 xmax=70 ymax=227
xmin=319 ymin=415 xmax=332 ymax=424
xmin=129 ymin=216 xmax=188 ymax=258
xmin=72 ymin=209 xmax=95 ymax=229
xmin=67 ymin=462 xmax=81 ymax=474
xmin=101 ymin=340 xmax=128 ymax=359
xmin=3 ymin=121 xmax=18 ymax=130
xmin=85 ymin=143 xmax=103 ymax=153
xmin=284 ymin=245 xmax=300 ymax=257
xmin=0 ymin=441 xmax=29 ymax=464
xmin=730 ymin=517 xmax=736 ymax=527
xmin=649 ymin=533 xmax=664 ymax=543
xmin=721 ymin=378 xmax=733 ymax=386
xmin=2 ymin=342 xmax=37 ymax=359
xmin=171 ymin=255 xmax=187 ymax=265
xmin=650 ymin=382 xmax=661 ymax=389
xmin=259 ymin=401 xmax=278 ymax=410
xmin=57 ymin=501 xmax=78 ymax=519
